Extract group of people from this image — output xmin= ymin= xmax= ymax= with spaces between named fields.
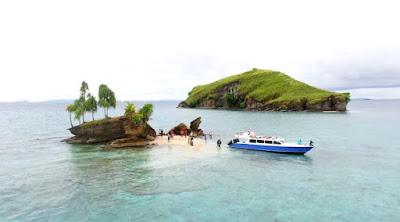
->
xmin=165 ymin=129 xmax=196 ymax=146
xmin=163 ymin=129 xmax=221 ymax=147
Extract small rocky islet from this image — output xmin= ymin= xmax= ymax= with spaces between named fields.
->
xmin=178 ymin=69 xmax=350 ymax=111
xmin=65 ymin=115 xmax=156 ymax=148
xmin=64 ymin=81 xmax=205 ymax=148
xmin=65 ymin=116 xmax=203 ymax=148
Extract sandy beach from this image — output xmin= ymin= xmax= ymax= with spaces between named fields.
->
xmin=151 ymin=135 xmax=205 ymax=150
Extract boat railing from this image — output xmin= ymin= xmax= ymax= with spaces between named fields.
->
xmin=234 ymin=131 xmax=286 ymax=142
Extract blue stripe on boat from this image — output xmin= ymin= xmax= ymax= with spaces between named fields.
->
xmin=230 ymin=143 xmax=313 ymax=154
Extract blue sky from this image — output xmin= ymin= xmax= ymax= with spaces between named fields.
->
xmin=0 ymin=0 xmax=399 ymax=101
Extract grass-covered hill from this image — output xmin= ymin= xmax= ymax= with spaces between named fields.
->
xmin=178 ymin=69 xmax=350 ymax=111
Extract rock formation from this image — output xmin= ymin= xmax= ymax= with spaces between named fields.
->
xmin=177 ymin=101 xmax=189 ymax=108
xmin=190 ymin=117 xmax=201 ymax=132
xmin=170 ymin=123 xmax=190 ymax=135
xmin=65 ymin=116 xmax=156 ymax=148
xmin=169 ymin=117 xmax=202 ymax=136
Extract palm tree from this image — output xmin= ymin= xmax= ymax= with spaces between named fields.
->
xmin=74 ymin=105 xmax=84 ymax=125
xmin=80 ymin=81 xmax=89 ymax=99
xmin=98 ymin=84 xmax=116 ymax=118
xmin=66 ymin=105 xmax=75 ymax=127
xmin=73 ymin=99 xmax=83 ymax=125
xmin=85 ymin=93 xmax=98 ymax=121
xmin=79 ymin=81 xmax=89 ymax=123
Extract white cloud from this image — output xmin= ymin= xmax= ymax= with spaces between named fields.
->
xmin=0 ymin=0 xmax=399 ymax=101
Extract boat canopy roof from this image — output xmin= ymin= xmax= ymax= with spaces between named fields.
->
xmin=235 ymin=130 xmax=285 ymax=142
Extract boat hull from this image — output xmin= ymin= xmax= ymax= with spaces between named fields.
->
xmin=230 ymin=143 xmax=313 ymax=154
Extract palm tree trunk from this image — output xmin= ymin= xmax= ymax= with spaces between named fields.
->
xmin=69 ymin=112 xmax=73 ymax=127
xmin=92 ymin=112 xmax=94 ymax=121
xmin=104 ymin=107 xmax=107 ymax=119
xmin=82 ymin=113 xmax=85 ymax=123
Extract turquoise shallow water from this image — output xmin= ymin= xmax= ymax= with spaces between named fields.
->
xmin=0 ymin=100 xmax=400 ymax=221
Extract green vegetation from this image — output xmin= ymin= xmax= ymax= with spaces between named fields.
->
xmin=139 ymin=103 xmax=153 ymax=121
xmin=98 ymin=84 xmax=116 ymax=119
xmin=124 ymin=101 xmax=136 ymax=116
xmin=124 ymin=102 xmax=154 ymax=126
xmin=66 ymin=81 xmax=155 ymax=127
xmin=66 ymin=82 xmax=117 ymax=126
xmin=185 ymin=69 xmax=350 ymax=108
xmin=66 ymin=105 xmax=75 ymax=127
xmin=73 ymin=99 xmax=84 ymax=124
xmin=86 ymin=93 xmax=97 ymax=121
xmin=66 ymin=81 xmax=155 ymax=128
xmin=80 ymin=81 xmax=88 ymax=98
xmin=224 ymin=93 xmax=236 ymax=108
xmin=130 ymin=113 xmax=143 ymax=126
xmin=67 ymin=81 xmax=96 ymax=124
xmin=343 ymin=92 xmax=351 ymax=103
xmin=79 ymin=81 xmax=89 ymax=122
xmin=82 ymin=118 xmax=106 ymax=128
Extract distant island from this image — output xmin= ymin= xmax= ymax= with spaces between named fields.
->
xmin=178 ymin=69 xmax=350 ymax=111
xmin=352 ymin=98 xmax=372 ymax=101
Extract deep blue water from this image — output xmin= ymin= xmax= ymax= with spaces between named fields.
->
xmin=0 ymin=100 xmax=399 ymax=221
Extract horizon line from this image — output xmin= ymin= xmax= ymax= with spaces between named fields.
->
xmin=0 ymin=99 xmax=185 ymax=103
xmin=2 ymin=98 xmax=400 ymax=103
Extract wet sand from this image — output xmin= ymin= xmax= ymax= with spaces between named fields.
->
xmin=151 ymin=135 xmax=205 ymax=150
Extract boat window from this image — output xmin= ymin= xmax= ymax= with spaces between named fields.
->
xmin=257 ymin=140 xmax=264 ymax=143
xmin=249 ymin=139 xmax=256 ymax=143
xmin=265 ymin=141 xmax=272 ymax=144
xmin=273 ymin=141 xmax=281 ymax=145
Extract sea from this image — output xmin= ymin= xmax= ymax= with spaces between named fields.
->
xmin=0 ymin=100 xmax=399 ymax=222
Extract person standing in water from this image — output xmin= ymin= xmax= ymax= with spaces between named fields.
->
xmin=217 ymin=139 xmax=221 ymax=147
xmin=167 ymin=134 xmax=170 ymax=142
xmin=204 ymin=134 xmax=207 ymax=142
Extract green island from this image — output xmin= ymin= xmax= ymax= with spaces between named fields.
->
xmin=178 ymin=69 xmax=350 ymax=111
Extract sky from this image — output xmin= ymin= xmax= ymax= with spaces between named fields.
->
xmin=0 ymin=0 xmax=399 ymax=102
